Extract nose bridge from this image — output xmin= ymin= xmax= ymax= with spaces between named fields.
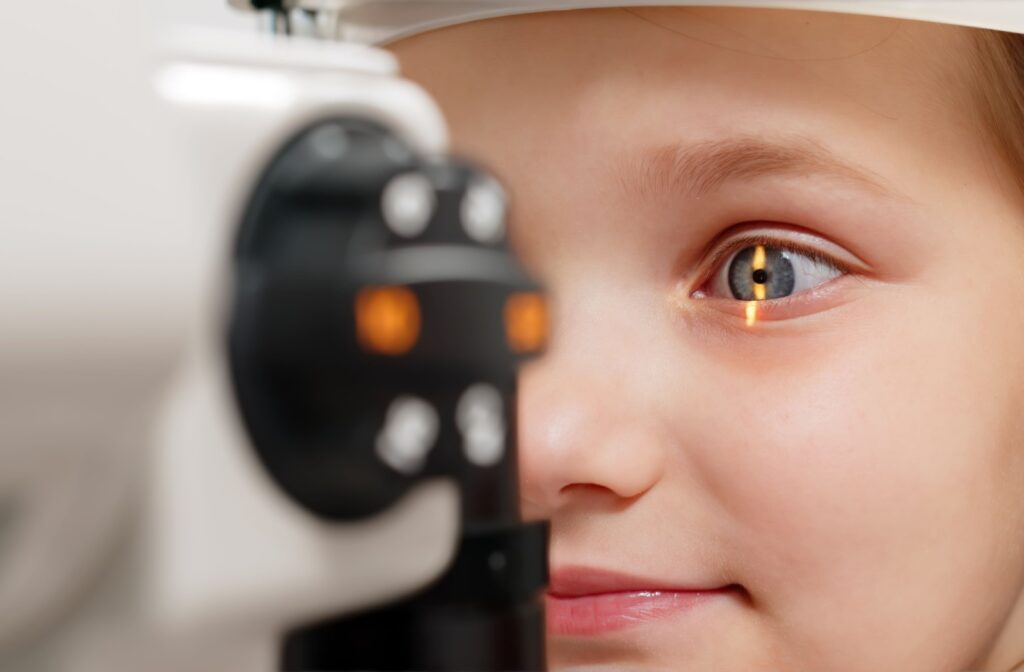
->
xmin=516 ymin=281 xmax=674 ymax=516
xmin=544 ymin=275 xmax=654 ymax=374
xmin=530 ymin=276 xmax=656 ymax=417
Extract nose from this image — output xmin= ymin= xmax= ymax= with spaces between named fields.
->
xmin=517 ymin=345 xmax=669 ymax=520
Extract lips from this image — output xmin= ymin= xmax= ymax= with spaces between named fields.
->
xmin=545 ymin=565 xmax=735 ymax=637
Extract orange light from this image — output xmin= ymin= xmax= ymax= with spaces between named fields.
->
xmin=752 ymin=244 xmax=767 ymax=301
xmin=745 ymin=300 xmax=758 ymax=327
xmin=752 ymin=244 xmax=766 ymax=269
xmin=355 ymin=285 xmax=421 ymax=355
xmin=504 ymin=292 xmax=548 ymax=354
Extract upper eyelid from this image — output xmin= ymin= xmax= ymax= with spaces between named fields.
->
xmin=700 ymin=228 xmax=851 ymax=272
xmin=718 ymin=236 xmax=844 ymax=270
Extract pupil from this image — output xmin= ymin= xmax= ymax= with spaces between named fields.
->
xmin=751 ymin=269 xmax=768 ymax=284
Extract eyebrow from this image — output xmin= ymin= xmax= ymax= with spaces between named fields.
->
xmin=621 ymin=134 xmax=903 ymax=201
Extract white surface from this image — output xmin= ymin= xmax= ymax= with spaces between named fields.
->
xmin=150 ymin=0 xmax=255 ymax=31
xmin=146 ymin=1 xmax=1024 ymax=44
xmin=319 ymin=0 xmax=1024 ymax=43
xmin=0 ymin=0 xmax=189 ymax=654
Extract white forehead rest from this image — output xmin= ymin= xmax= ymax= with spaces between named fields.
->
xmin=319 ymin=0 xmax=1024 ymax=44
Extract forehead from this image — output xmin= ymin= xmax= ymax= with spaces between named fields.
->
xmin=388 ymin=8 xmax=990 ymax=220
xmin=390 ymin=9 xmax=974 ymax=122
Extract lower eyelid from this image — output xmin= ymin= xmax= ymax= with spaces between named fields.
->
xmin=688 ymin=274 xmax=854 ymax=322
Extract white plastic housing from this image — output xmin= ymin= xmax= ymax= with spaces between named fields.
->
xmin=130 ymin=28 xmax=460 ymax=669
xmin=0 ymin=0 xmax=187 ymax=656
xmin=274 ymin=0 xmax=1024 ymax=44
xmin=0 ymin=15 xmax=460 ymax=672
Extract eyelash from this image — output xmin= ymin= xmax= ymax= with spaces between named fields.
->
xmin=694 ymin=232 xmax=849 ymax=300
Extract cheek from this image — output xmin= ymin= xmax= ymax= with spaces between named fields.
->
xmin=690 ymin=278 xmax=1024 ymax=663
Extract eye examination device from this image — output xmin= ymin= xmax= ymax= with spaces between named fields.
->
xmin=2 ymin=1 xmax=1024 ymax=671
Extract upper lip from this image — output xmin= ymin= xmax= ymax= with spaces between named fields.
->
xmin=548 ymin=565 xmax=728 ymax=598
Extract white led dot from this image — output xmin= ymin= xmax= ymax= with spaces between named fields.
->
xmin=375 ymin=396 xmax=440 ymax=475
xmin=308 ymin=124 xmax=349 ymax=161
xmin=460 ymin=176 xmax=506 ymax=244
xmin=381 ymin=172 xmax=435 ymax=238
xmin=383 ymin=137 xmax=413 ymax=164
xmin=456 ymin=383 xmax=506 ymax=467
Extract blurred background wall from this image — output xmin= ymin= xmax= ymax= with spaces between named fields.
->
xmin=151 ymin=0 xmax=255 ymax=30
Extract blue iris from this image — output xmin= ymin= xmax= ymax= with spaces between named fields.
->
xmin=728 ymin=246 xmax=796 ymax=300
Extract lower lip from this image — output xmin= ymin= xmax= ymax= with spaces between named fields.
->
xmin=545 ymin=589 xmax=727 ymax=637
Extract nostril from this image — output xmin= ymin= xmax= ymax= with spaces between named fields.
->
xmin=557 ymin=485 xmax=626 ymax=506
xmin=558 ymin=483 xmax=620 ymax=498
xmin=556 ymin=483 xmax=643 ymax=513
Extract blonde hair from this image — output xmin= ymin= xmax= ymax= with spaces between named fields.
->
xmin=973 ymin=30 xmax=1024 ymax=195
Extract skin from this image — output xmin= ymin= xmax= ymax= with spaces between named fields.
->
xmin=390 ymin=8 xmax=1024 ymax=671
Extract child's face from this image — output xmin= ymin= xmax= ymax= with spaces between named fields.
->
xmin=392 ymin=8 xmax=1024 ymax=670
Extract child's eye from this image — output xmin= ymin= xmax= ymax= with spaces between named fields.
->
xmin=708 ymin=243 xmax=844 ymax=301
